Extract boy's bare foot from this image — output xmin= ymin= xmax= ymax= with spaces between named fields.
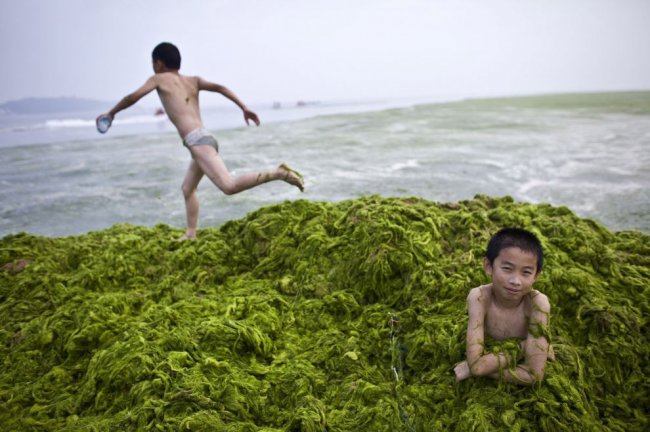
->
xmin=279 ymin=163 xmax=304 ymax=192
xmin=176 ymin=233 xmax=196 ymax=241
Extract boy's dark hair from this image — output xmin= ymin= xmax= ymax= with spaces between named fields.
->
xmin=152 ymin=42 xmax=181 ymax=70
xmin=485 ymin=228 xmax=544 ymax=273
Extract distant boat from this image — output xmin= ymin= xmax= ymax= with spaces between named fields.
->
xmin=296 ymin=100 xmax=320 ymax=107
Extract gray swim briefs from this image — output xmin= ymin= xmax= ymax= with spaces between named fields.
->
xmin=182 ymin=127 xmax=219 ymax=151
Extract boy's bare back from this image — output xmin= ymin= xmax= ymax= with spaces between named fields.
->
xmin=108 ymin=65 xmax=258 ymax=140
xmin=153 ymin=73 xmax=203 ymax=137
xmin=117 ymin=72 xmax=206 ymax=138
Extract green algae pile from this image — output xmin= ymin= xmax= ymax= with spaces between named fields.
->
xmin=1 ymin=195 xmax=648 ymax=431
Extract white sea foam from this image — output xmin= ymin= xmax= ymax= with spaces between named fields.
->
xmin=43 ymin=118 xmax=95 ymax=129
xmin=389 ymin=159 xmax=419 ymax=171
xmin=41 ymin=115 xmax=166 ymax=130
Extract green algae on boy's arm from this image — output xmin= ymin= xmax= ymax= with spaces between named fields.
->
xmin=486 ymin=294 xmax=552 ymax=385
xmin=457 ymin=285 xmax=518 ymax=380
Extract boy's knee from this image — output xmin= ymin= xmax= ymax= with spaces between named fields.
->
xmin=218 ymin=179 xmax=237 ymax=195
xmin=181 ymin=184 xmax=195 ymax=198
xmin=221 ymin=184 xmax=237 ymax=195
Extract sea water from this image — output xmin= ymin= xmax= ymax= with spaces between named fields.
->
xmin=1 ymin=92 xmax=648 ymax=237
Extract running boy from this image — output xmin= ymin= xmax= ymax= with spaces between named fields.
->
xmin=454 ymin=228 xmax=553 ymax=385
xmin=98 ymin=42 xmax=304 ymax=240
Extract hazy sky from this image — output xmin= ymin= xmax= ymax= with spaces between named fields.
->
xmin=1 ymin=0 xmax=649 ymax=106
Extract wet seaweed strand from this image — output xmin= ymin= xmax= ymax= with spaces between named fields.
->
xmin=0 ymin=195 xmax=648 ymax=431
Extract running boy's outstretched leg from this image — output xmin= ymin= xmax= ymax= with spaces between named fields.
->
xmin=190 ymin=145 xmax=304 ymax=193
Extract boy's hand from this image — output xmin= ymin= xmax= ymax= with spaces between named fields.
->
xmin=244 ymin=109 xmax=260 ymax=126
xmin=454 ymin=361 xmax=471 ymax=381
xmin=96 ymin=113 xmax=114 ymax=122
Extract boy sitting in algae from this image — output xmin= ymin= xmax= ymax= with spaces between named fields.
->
xmin=454 ymin=228 xmax=553 ymax=385
xmin=98 ymin=42 xmax=304 ymax=240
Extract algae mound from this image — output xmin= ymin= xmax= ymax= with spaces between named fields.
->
xmin=1 ymin=195 xmax=648 ymax=431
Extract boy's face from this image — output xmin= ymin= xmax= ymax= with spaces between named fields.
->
xmin=484 ymin=246 xmax=539 ymax=302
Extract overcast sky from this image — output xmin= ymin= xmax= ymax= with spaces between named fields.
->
xmin=1 ymin=0 xmax=649 ymax=107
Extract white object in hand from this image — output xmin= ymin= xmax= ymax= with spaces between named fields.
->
xmin=96 ymin=115 xmax=112 ymax=134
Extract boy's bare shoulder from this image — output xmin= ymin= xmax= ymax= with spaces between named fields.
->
xmin=467 ymin=284 xmax=492 ymax=302
xmin=529 ymin=289 xmax=551 ymax=311
xmin=183 ymin=74 xmax=200 ymax=83
xmin=152 ymin=72 xmax=197 ymax=84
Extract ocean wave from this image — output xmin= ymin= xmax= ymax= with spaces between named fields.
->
xmin=15 ymin=115 xmax=168 ymax=132
xmin=1 ymin=91 xmax=649 ymax=235
xmin=388 ymin=159 xmax=420 ymax=171
xmin=43 ymin=118 xmax=95 ymax=129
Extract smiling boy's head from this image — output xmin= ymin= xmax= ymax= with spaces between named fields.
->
xmin=485 ymin=228 xmax=543 ymax=274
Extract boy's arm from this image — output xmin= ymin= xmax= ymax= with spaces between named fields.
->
xmin=490 ymin=294 xmax=551 ymax=385
xmin=197 ymin=77 xmax=260 ymax=126
xmin=460 ymin=286 xmax=512 ymax=379
xmin=102 ymin=76 xmax=158 ymax=120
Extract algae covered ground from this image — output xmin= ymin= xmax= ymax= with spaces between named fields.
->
xmin=1 ymin=195 xmax=648 ymax=431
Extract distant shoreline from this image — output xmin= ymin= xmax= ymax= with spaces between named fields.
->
xmin=2 ymin=89 xmax=649 ymax=116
